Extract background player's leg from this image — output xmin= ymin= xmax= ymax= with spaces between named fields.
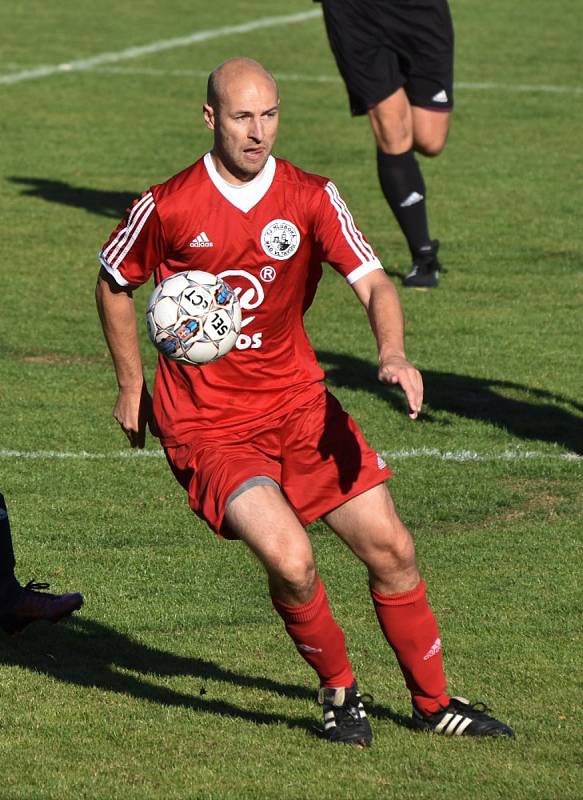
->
xmin=224 ymin=484 xmax=354 ymax=688
xmin=369 ymin=90 xmax=443 ymax=288
xmin=0 ymin=493 xmax=18 ymax=603
xmin=412 ymin=107 xmax=450 ymax=157
xmin=323 ymin=484 xmax=449 ymax=713
xmin=0 ymin=491 xmax=84 ymax=634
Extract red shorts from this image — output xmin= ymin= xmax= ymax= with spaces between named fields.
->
xmin=165 ymin=389 xmax=393 ymax=538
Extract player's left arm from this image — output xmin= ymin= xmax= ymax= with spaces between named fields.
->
xmin=351 ymin=269 xmax=423 ymax=419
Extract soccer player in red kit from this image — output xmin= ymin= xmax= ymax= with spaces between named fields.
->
xmin=96 ymin=58 xmax=512 ymax=744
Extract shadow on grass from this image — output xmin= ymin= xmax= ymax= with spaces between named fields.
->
xmin=317 ymin=350 xmax=583 ymax=454
xmin=0 ymin=617 xmax=398 ymax=735
xmin=0 ymin=617 xmax=316 ymax=730
xmin=7 ymin=177 xmax=136 ymax=219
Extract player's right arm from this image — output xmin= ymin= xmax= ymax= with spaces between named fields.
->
xmin=96 ymin=190 xmax=165 ymax=446
xmin=95 ymin=267 xmax=154 ymax=448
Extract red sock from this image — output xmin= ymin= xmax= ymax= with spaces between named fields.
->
xmin=271 ymin=578 xmax=354 ymax=688
xmin=371 ymin=580 xmax=449 ymax=714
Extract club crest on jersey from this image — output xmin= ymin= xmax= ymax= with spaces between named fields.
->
xmin=260 ymin=219 xmax=300 ymax=260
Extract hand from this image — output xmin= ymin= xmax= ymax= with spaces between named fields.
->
xmin=113 ymin=382 xmax=157 ymax=447
xmin=378 ymin=355 xmax=423 ymax=419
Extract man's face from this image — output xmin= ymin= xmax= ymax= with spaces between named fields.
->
xmin=204 ymin=72 xmax=279 ymax=184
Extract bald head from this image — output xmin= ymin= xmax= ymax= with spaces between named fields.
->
xmin=203 ymin=57 xmax=280 ymax=185
xmin=207 ymin=58 xmax=279 ymax=111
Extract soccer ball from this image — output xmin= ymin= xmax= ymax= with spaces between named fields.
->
xmin=146 ymin=270 xmax=241 ymax=365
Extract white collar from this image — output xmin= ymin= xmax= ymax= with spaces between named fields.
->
xmin=204 ymin=152 xmax=276 ymax=212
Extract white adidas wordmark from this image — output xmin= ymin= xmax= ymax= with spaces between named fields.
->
xmin=423 ymin=637 xmax=442 ymax=661
xmin=400 ymin=191 xmax=424 ymax=208
xmin=189 ymin=231 xmax=214 ymax=248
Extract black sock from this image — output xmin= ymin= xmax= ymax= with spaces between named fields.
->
xmin=377 ymin=148 xmax=432 ymax=258
xmin=0 ymin=493 xmax=18 ymax=605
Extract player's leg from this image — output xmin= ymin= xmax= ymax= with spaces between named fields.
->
xmin=225 ymin=483 xmax=318 ymax=603
xmin=369 ymin=90 xmax=442 ymax=288
xmin=324 ymin=484 xmax=513 ymax=736
xmin=224 ymin=483 xmax=372 ymax=745
xmin=319 ymin=0 xmax=438 ymax=286
xmin=0 ymin=492 xmax=18 ymax=599
xmin=393 ymin=0 xmax=454 ymax=286
xmin=412 ymin=106 xmax=451 ymax=158
xmin=323 ymin=483 xmax=449 ymax=713
xmin=0 ymin=492 xmax=84 ymax=636
xmin=224 ymin=483 xmax=354 ymax=687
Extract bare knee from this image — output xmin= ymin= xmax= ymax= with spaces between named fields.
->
xmin=268 ymin=558 xmax=317 ymax=605
xmin=368 ymin=91 xmax=414 ymax=154
xmin=370 ymin=526 xmax=417 ymax=574
xmin=412 ymin=108 xmax=450 ymax=157
xmin=414 ymin=133 xmax=448 ymax=158
xmin=361 ymin=500 xmax=419 ymax=590
xmin=374 ymin=118 xmax=412 ymax=154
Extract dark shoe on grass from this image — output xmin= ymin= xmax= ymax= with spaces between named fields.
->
xmin=403 ymin=240 xmax=442 ymax=288
xmin=318 ymin=682 xmax=373 ymax=747
xmin=0 ymin=580 xmax=84 ymax=635
xmin=411 ymin=696 xmax=514 ymax=737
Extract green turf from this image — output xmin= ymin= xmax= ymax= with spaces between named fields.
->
xmin=1 ymin=2 xmax=582 ymax=798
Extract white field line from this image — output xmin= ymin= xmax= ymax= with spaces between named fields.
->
xmin=30 ymin=64 xmax=583 ymax=96
xmin=0 ymin=9 xmax=322 ymax=87
xmin=0 ymin=448 xmax=580 ymax=462
xmin=380 ymin=448 xmax=582 ymax=462
xmin=456 ymin=80 xmax=583 ymax=95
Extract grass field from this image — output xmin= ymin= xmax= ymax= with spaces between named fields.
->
xmin=1 ymin=1 xmax=582 ymax=798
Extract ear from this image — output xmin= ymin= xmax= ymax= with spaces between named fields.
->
xmin=203 ymin=103 xmax=215 ymax=131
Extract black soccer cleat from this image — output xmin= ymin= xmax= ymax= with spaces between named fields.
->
xmin=0 ymin=580 xmax=84 ymax=636
xmin=411 ymin=696 xmax=514 ymax=737
xmin=403 ymin=240 xmax=442 ymax=289
xmin=318 ymin=681 xmax=373 ymax=747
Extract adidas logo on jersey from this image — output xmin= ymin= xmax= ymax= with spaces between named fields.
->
xmin=189 ymin=231 xmax=214 ymax=248
xmin=432 ymin=90 xmax=449 ymax=103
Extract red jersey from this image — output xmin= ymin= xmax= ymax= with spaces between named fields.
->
xmin=99 ymin=154 xmax=382 ymax=446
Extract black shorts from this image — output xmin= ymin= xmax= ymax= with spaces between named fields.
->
xmin=320 ymin=0 xmax=454 ymax=115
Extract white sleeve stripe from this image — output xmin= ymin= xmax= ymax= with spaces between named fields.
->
xmin=325 ymin=182 xmax=367 ymax=262
xmin=345 ymin=259 xmax=384 ymax=284
xmin=324 ymin=184 xmax=369 ymax=264
xmin=101 ymin=192 xmax=155 ymax=265
xmin=101 ymin=192 xmax=152 ymax=262
xmin=108 ymin=197 xmax=156 ymax=270
xmin=326 ymin=181 xmax=369 ymax=251
xmin=325 ymin=181 xmax=375 ymax=262
xmin=332 ymin=184 xmax=375 ymax=261
xmin=102 ymin=191 xmax=154 ymax=261
xmin=107 ymin=195 xmax=155 ymax=268
xmin=99 ymin=253 xmax=130 ymax=287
